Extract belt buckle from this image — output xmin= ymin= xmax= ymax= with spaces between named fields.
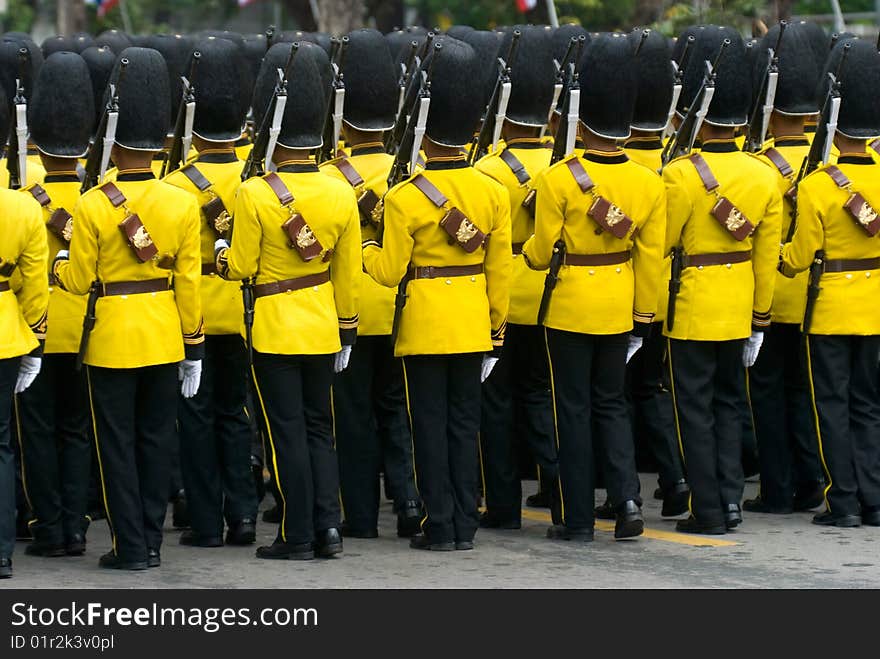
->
xmin=419 ymin=266 xmax=434 ymax=279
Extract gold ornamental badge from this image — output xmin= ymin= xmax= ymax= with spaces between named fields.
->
xmin=858 ymin=201 xmax=878 ymax=228
xmin=725 ymin=207 xmax=746 ymax=232
xmin=214 ymin=210 xmax=232 ymax=234
xmin=456 ymin=218 xmax=479 ymax=245
xmin=371 ymin=199 xmax=385 ymax=225
xmin=605 ymin=203 xmax=626 ymax=227
xmin=62 ymin=218 xmax=74 ymax=243
xmin=296 ymin=224 xmax=317 ymax=249
xmin=132 ymin=225 xmax=153 ymax=250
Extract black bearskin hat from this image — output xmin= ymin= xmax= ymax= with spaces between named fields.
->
xmin=80 ymin=46 xmax=116 ymax=132
xmin=579 ymin=32 xmax=637 ymax=140
xmin=96 ymin=29 xmax=132 ymax=55
xmin=113 ymin=47 xmax=171 ymax=151
xmin=459 ymin=30 xmax=502 ymax=120
xmin=342 ymin=28 xmax=398 ymax=132
xmin=424 ymin=37 xmax=482 ymax=147
xmin=190 ymin=37 xmax=250 ymax=142
xmin=824 ymin=38 xmax=880 ymax=139
xmin=29 ymin=51 xmax=94 ymax=157
xmin=630 ymin=28 xmax=674 ymax=131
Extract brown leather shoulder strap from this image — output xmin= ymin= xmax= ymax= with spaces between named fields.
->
xmin=263 ymin=172 xmax=294 ymax=206
xmin=764 ymin=148 xmax=794 ymax=178
xmin=688 ymin=153 xmax=720 ymax=192
xmin=499 ymin=149 xmax=530 ymax=185
xmin=565 ymin=158 xmax=595 ymax=193
xmin=29 ymin=183 xmax=51 ymax=207
xmin=99 ymin=181 xmax=127 ymax=208
xmin=410 ymin=174 xmax=448 ymax=209
xmin=823 ymin=165 xmax=851 ymax=189
xmin=333 ymin=157 xmax=365 ymax=188
xmin=181 ymin=164 xmax=213 ymax=192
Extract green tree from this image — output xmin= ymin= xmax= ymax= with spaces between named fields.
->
xmin=1 ymin=0 xmax=36 ymax=33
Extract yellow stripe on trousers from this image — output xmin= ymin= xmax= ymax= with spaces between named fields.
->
xmin=86 ymin=367 xmax=117 ymax=554
xmin=250 ymin=364 xmax=289 ymax=542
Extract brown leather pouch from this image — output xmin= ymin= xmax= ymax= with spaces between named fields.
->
xmin=203 ymin=196 xmax=232 ymax=237
xmin=282 ymin=213 xmax=324 ymax=262
xmin=711 ymin=196 xmax=755 ymax=242
xmin=439 ymin=207 xmax=487 ymax=254
xmin=357 ymin=188 xmax=381 ymax=226
xmin=118 ymin=213 xmax=159 ymax=263
xmin=844 ymin=192 xmax=880 ymax=237
xmin=522 ymin=188 xmax=537 ymax=218
xmin=47 ymin=208 xmax=74 ymax=245
xmin=588 ymin=196 xmax=634 ymax=240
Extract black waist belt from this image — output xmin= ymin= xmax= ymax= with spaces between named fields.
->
xmin=682 ymin=251 xmax=751 ymax=268
xmin=0 ymin=281 xmax=9 ymax=293
xmin=407 ymin=264 xmax=484 ymax=280
xmin=823 ymin=257 xmax=880 ymax=273
xmin=202 ymin=263 xmax=217 ymax=276
xmin=253 ymin=271 xmax=331 ymax=298
xmin=98 ymin=279 xmax=171 ymax=297
xmin=512 ymin=242 xmax=525 ymax=255
xmin=564 ymin=250 xmax=631 ymax=267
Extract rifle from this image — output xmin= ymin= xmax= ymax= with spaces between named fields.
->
xmin=75 ymin=282 xmax=100 ymax=371
xmin=666 ymin=246 xmax=684 ymax=331
xmin=547 ymin=36 xmax=579 ymax=129
xmin=266 ymin=25 xmax=276 ymax=49
xmin=743 ymin=21 xmax=786 ymax=153
xmin=6 ymin=47 xmax=28 ymax=190
xmin=661 ymin=39 xmax=730 ymax=168
xmin=785 ymin=43 xmax=850 ymax=242
xmin=241 ymin=42 xmax=300 ymax=181
xmin=549 ymin=35 xmax=587 ymax=166
xmin=467 ymin=29 xmax=521 ymax=166
xmin=384 ymin=34 xmax=434 ymax=154
xmin=241 ymin=277 xmax=256 ymax=367
xmin=665 ymin=36 xmax=695 ymax=139
xmin=388 ymin=44 xmax=442 ymax=347
xmin=81 ymin=58 xmax=128 ymax=194
xmin=316 ymin=36 xmax=349 ymax=165
xmin=802 ymin=250 xmax=824 ymax=334
xmin=162 ymin=51 xmax=200 ymax=178
xmin=537 ymin=240 xmax=566 ymax=325
xmin=396 ymin=41 xmax=419 ymax=115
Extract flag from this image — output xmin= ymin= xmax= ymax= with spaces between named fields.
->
xmin=86 ymin=0 xmax=120 ymax=17
xmin=516 ymin=0 xmax=537 ymax=12
xmin=238 ymin=0 xmax=261 ymax=6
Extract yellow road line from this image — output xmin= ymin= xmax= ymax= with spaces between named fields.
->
xmin=518 ymin=508 xmax=738 ymax=548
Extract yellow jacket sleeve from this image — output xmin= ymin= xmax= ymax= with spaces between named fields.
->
xmin=521 ymin=169 xmax=563 ymax=271
xmin=663 ymin=163 xmax=692 ymax=255
xmin=55 ymin=195 xmax=98 ymax=297
xmin=632 ymin=182 xmax=666 ymax=328
xmin=16 ymin=207 xmax=49 ymax=348
xmin=484 ymin=187 xmax=512 ymax=346
xmin=781 ymin=183 xmax=823 ymax=277
xmin=362 ymin=185 xmax=414 ymax=288
xmin=173 ymin=197 xmax=205 ymax=357
xmin=751 ymin=185 xmax=783 ymax=326
xmin=330 ymin=196 xmax=361 ymax=344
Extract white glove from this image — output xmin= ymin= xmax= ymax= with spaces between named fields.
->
xmin=334 ymin=345 xmax=353 ymax=373
xmin=15 ymin=356 xmax=41 ymax=394
xmin=214 ymin=238 xmax=229 ymax=254
xmin=55 ymin=249 xmax=69 ymax=261
xmin=481 ymin=355 xmax=499 ymax=383
xmin=626 ymin=336 xmax=643 ymax=364
xmin=743 ymin=331 xmax=765 ymax=368
xmin=179 ymin=359 xmax=202 ymax=398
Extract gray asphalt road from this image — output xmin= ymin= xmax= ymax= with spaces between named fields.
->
xmin=6 ymin=476 xmax=879 ymax=589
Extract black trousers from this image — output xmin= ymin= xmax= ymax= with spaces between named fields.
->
xmin=334 ymin=335 xmax=417 ymax=531
xmin=16 ymin=353 xmax=91 ymax=544
xmin=402 ymin=353 xmax=481 ymax=544
xmin=545 ymin=329 xmax=639 ymax=530
xmin=251 ymin=351 xmax=339 ymax=545
xmin=806 ymin=335 xmax=880 ymax=517
xmin=87 ymin=364 xmax=177 ymax=562
xmin=749 ymin=323 xmax=823 ymax=507
xmin=0 ymin=358 xmax=19 ymax=557
xmin=626 ymin=323 xmax=684 ymax=493
xmin=480 ymin=324 xmax=557 ymax=521
xmin=178 ymin=335 xmax=257 ymax=537
xmin=668 ymin=338 xmax=746 ymax=525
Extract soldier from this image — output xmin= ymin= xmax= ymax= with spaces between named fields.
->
xmin=780 ymin=39 xmax=880 ymax=528
xmin=0 ymin=38 xmax=46 ymax=188
xmin=475 ymin=26 xmax=558 ymax=530
xmin=0 ymin=84 xmax=48 ymax=579
xmin=362 ymin=37 xmax=512 ymax=551
xmin=663 ymin=26 xmax=783 ymax=534
xmin=214 ymin=41 xmax=360 ymax=560
xmin=522 ymin=33 xmax=664 ymax=542
xmin=618 ymin=28 xmax=689 ymax=518
xmin=53 ymin=47 xmax=204 ymax=570
xmin=163 ymin=37 xmax=258 ymax=548
xmin=15 ymin=52 xmax=94 ymax=559
xmin=320 ymin=28 xmax=421 ymax=539
xmin=746 ymin=22 xmax=825 ymax=515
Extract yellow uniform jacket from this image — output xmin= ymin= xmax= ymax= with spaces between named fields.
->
xmin=758 ymin=136 xmax=811 ymax=325
xmin=164 ymin=149 xmax=243 ymax=336
xmin=54 ymin=168 xmax=204 ymax=368
xmin=663 ymin=139 xmax=783 ymax=341
xmin=476 ymin=137 xmax=552 ymax=326
xmin=1 ymin=189 xmax=48 ymax=359
xmin=625 ymin=135 xmax=670 ymax=324
xmin=362 ymin=155 xmax=512 ymax=357
xmin=522 ymin=149 xmax=666 ymax=336
xmin=2 ymin=155 xmax=45 ymax=188
xmin=781 ymin=153 xmax=880 ymax=335
xmin=320 ymin=143 xmax=396 ymax=336
xmin=22 ymin=173 xmax=87 ymax=354
xmin=217 ymin=160 xmax=361 ymax=355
